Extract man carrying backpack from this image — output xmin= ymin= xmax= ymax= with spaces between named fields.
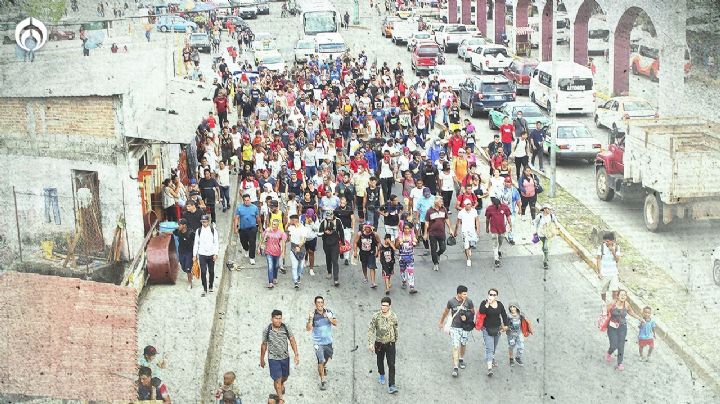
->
xmin=437 ymin=285 xmax=475 ymax=378
xmin=260 ymin=310 xmax=300 ymax=403
xmin=193 ymin=214 xmax=220 ymax=297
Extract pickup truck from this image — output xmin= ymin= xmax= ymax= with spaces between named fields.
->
xmin=391 ymin=21 xmax=415 ymax=45
xmin=411 ymin=42 xmax=443 ymax=75
xmin=595 ymin=117 xmax=720 ymax=232
xmin=470 ymin=44 xmax=512 ymax=74
xmin=434 ymin=24 xmax=475 ymax=50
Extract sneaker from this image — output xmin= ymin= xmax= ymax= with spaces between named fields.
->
xmin=371 ymin=283 xmax=377 ymax=289
xmin=334 ymin=281 xmax=340 ymax=287
xmin=186 ymin=285 xmax=192 ymax=291
xmin=208 ymin=288 xmax=214 ymax=293
xmin=451 ymin=367 xmax=459 ymax=377
xmin=466 ymin=259 xmax=471 ymax=267
xmin=294 ymin=282 xmax=299 ymax=289
xmin=605 ymin=353 xmax=613 ymax=363
xmin=388 ymin=385 xmax=399 ymax=394
xmin=401 ymin=282 xmax=407 ymax=289
xmin=459 ymin=359 xmax=466 ymax=369
xmin=385 ymin=289 xmax=390 ymax=295
xmin=201 ymin=291 xmax=206 ymax=297
xmin=616 ymin=364 xmax=625 ymax=371
xmin=409 ymin=288 xmax=418 ymax=294
xmin=363 ymin=278 xmax=368 ymax=284
xmin=378 ymin=374 xmax=385 ymax=384
xmin=521 ymin=215 xmax=527 ymax=221
xmin=515 ymin=357 xmax=524 ymax=366
xmin=543 ymin=262 xmax=549 ymax=270
xmin=492 ymin=359 xmax=498 ymax=368
xmin=423 ymin=251 xmax=430 ymax=256
xmin=494 ymin=260 xmax=500 ymax=268
xmin=320 ymin=380 xmax=327 ymax=390
xmin=279 ymin=266 xmax=287 ymax=274
xmin=433 ymin=264 xmax=439 ymax=271
xmin=310 ymin=268 xmax=316 ymax=276
xmin=250 ymin=258 xmax=256 ymax=265
xmin=487 ymin=368 xmax=494 ymax=377
xmin=510 ymin=358 xmax=515 ymax=367
xmin=344 ymin=258 xmax=349 ymax=265
xmin=508 ymin=239 xmax=516 ymax=246
xmin=498 ymin=251 xmax=503 ymax=258
xmin=326 ymin=274 xmax=332 ymax=279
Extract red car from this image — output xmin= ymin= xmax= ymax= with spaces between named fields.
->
xmin=503 ymin=58 xmax=538 ymax=94
xmin=411 ymin=42 xmax=443 ymax=75
xmin=49 ymin=27 xmax=76 ymax=41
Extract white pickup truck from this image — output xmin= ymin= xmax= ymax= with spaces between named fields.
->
xmin=392 ymin=21 xmax=415 ymax=45
xmin=434 ymin=24 xmax=476 ymax=50
xmin=470 ymin=44 xmax=512 ymax=74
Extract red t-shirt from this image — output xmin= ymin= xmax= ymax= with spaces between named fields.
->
xmin=349 ymin=159 xmax=369 ymax=173
xmin=425 ymin=207 xmax=448 ymax=237
xmin=214 ymin=96 xmax=228 ymax=113
xmin=448 ymin=136 xmax=465 ymax=157
xmin=499 ymin=124 xmax=514 ymax=143
xmin=456 ymin=192 xmax=477 ymax=208
xmin=207 ymin=115 xmax=216 ymax=129
xmin=485 ymin=204 xmax=511 ymax=234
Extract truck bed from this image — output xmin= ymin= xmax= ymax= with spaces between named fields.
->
xmin=624 ymin=118 xmax=720 ymax=202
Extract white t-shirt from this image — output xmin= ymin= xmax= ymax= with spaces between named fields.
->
xmin=514 ymin=139 xmax=529 ymax=158
xmin=596 ymin=243 xmax=621 ymax=277
xmin=216 ymin=167 xmax=230 ymax=187
xmin=409 ymin=187 xmax=424 ymax=209
xmin=439 ymin=171 xmax=455 ymax=191
xmin=288 ymin=224 xmax=308 ymax=245
xmin=457 ymin=208 xmax=478 ymax=234
xmin=303 ymin=149 xmax=317 ymax=167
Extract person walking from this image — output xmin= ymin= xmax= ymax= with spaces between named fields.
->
xmin=234 ymin=193 xmax=261 ymax=266
xmin=453 ymin=199 xmax=480 ymax=268
xmin=260 ymin=310 xmax=300 ymax=402
xmin=353 ymin=222 xmax=381 ymax=288
xmin=485 ymin=197 xmax=512 ymax=268
xmin=605 ymin=290 xmax=643 ymax=371
xmin=319 ymin=211 xmax=346 ymax=286
xmin=529 ymin=121 xmax=546 ymax=171
xmin=597 ymin=231 xmax=621 ymax=302
xmin=193 ymin=214 xmax=219 ymax=297
xmin=173 ymin=218 xmax=195 ymax=290
xmin=379 ymin=234 xmax=397 ymax=295
xmin=343 ymin=11 xmax=350 ymax=29
xmin=396 ymin=222 xmax=418 ymax=293
xmin=532 ymin=203 xmax=558 ymax=269
xmin=261 ymin=219 xmax=287 ymax=289
xmin=506 ymin=304 xmax=532 ymax=367
xmin=497 ymin=176 xmax=521 ymax=244
xmin=302 ymin=209 xmax=320 ymax=276
xmin=518 ymin=167 xmax=541 ymax=221
xmin=511 ymin=131 xmax=531 ymax=182
xmin=438 ymin=285 xmax=475 ymax=377
xmin=368 ymin=297 xmax=399 ymax=394
xmin=477 ymin=288 xmax=508 ymax=377
xmin=424 ymin=196 xmax=452 ymax=272
xmin=306 ymin=296 xmax=337 ymax=391
xmin=287 ymin=214 xmax=307 ymax=288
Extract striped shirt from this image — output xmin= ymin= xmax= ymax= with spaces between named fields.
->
xmin=262 ymin=323 xmax=294 ymax=360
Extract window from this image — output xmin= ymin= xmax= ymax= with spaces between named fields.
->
xmin=588 ymin=29 xmax=609 ymax=40
xmin=484 ymin=47 xmax=509 ymax=57
xmin=602 ymin=100 xmax=613 ymax=109
xmin=481 ymin=83 xmax=513 ymax=93
xmin=521 ymin=64 xmax=536 ymax=75
xmin=639 ymin=45 xmax=659 ymax=60
xmin=418 ymin=47 xmax=439 ymax=57
xmin=539 ymin=71 xmax=552 ymax=87
xmin=558 ymin=77 xmax=593 ymax=91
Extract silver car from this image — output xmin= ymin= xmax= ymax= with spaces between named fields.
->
xmin=543 ymin=121 xmax=602 ymax=162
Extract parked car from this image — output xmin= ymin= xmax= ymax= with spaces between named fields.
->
xmin=458 ymin=75 xmax=516 ymax=117
xmin=411 ymin=42 xmax=444 ymax=75
xmin=594 ymin=96 xmax=657 ymax=137
xmin=502 ymin=58 xmax=538 ymax=94
xmin=544 ymin=121 xmax=601 ymax=162
xmin=434 ymin=24 xmax=475 ymax=50
xmin=391 ymin=21 xmax=415 ymax=45
xmin=294 ymin=38 xmax=316 ymax=63
xmin=216 ymin=15 xmax=248 ymax=31
xmin=407 ymin=31 xmax=433 ymax=51
xmin=49 ymin=27 xmax=76 ymax=41
xmin=489 ymin=101 xmax=550 ymax=130
xmin=457 ymin=36 xmax=488 ymax=61
xmin=382 ymin=16 xmax=402 ymax=38
xmin=237 ymin=0 xmax=258 ymax=19
xmin=256 ymin=49 xmax=285 ymax=72
xmin=156 ymin=15 xmax=197 ymax=32
xmin=189 ymin=32 xmax=211 ymax=52
xmin=252 ymin=33 xmax=277 ymax=51
xmin=433 ymin=64 xmax=465 ymax=90
xmin=470 ymin=44 xmax=512 ymax=74
xmin=255 ymin=0 xmax=270 ymax=15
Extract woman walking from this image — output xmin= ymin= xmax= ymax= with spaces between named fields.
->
xmin=477 ymin=288 xmax=508 ymax=377
xmin=302 ymin=209 xmax=320 ymax=276
xmin=287 ymin=214 xmax=307 ymax=289
xmin=532 ymin=204 xmax=558 ymax=269
xmin=605 ymin=290 xmax=644 ymax=371
xmin=518 ymin=167 xmax=541 ymax=221
xmin=396 ymin=223 xmax=418 ymax=294
xmin=261 ymin=219 xmax=287 ymax=289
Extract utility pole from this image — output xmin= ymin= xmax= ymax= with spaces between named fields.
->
xmin=353 ymin=0 xmax=360 ymax=25
xmin=549 ymin=0 xmax=558 ymax=198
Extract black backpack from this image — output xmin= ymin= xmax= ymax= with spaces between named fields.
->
xmin=264 ymin=323 xmax=289 ymax=341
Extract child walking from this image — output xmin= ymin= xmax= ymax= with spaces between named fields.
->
xmin=507 ymin=304 xmax=533 ymax=366
xmin=380 ymin=234 xmax=396 ymax=295
xmin=638 ymin=306 xmax=656 ymax=361
xmin=396 ymin=222 xmax=418 ymax=294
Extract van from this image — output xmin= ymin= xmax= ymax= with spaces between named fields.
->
xmin=315 ymin=32 xmax=347 ymax=61
xmin=529 ymin=61 xmax=595 ymax=115
xmin=587 ymin=16 xmax=609 ymax=55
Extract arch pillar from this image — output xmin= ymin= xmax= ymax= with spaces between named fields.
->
xmin=448 ymin=0 xmax=458 ymax=24
xmin=461 ymin=0 xmax=472 ymax=25
xmin=494 ymin=0 xmax=506 ymax=44
xmin=540 ymin=0 xmax=553 ymax=61
xmin=476 ymin=0 xmax=488 ymax=36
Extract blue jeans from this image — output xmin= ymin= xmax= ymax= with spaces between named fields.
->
xmin=365 ymin=209 xmax=379 ymax=229
xmin=266 ymin=255 xmax=281 ymax=283
xmin=482 ymin=328 xmax=500 ymax=364
xmin=502 ymin=142 xmax=512 ymax=157
xmin=306 ymin=166 xmax=317 ymax=179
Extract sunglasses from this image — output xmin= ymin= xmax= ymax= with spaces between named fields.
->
xmin=489 ymin=293 xmax=497 ymax=297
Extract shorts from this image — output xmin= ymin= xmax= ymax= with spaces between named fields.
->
xmin=600 ymin=274 xmax=620 ymax=294
xmin=463 ymin=233 xmax=478 ymax=250
xmin=450 ymin=327 xmax=470 ymax=347
xmin=638 ymin=338 xmax=654 ymax=348
xmin=178 ymin=252 xmax=193 ymax=273
xmin=268 ymin=358 xmax=290 ymax=380
xmin=399 ymin=256 xmax=414 ymax=271
xmin=305 ymin=238 xmax=318 ymax=252
xmin=381 ymin=262 xmax=395 ymax=278
xmin=314 ymin=343 xmax=334 ymax=363
xmin=359 ymin=253 xmax=377 ymax=269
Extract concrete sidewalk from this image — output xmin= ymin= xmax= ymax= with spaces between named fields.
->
xmin=136 ymin=176 xmax=238 ymax=403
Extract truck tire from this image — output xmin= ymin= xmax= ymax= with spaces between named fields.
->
xmin=643 ymin=193 xmax=665 ymax=232
xmin=596 ymin=167 xmax=615 ymax=201
xmin=714 ymin=260 xmax=720 ymax=286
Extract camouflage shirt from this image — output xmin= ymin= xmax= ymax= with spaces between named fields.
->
xmin=368 ymin=310 xmax=399 ymax=345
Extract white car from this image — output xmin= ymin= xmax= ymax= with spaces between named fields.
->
xmin=252 ymin=32 xmax=276 ymax=51
xmin=391 ymin=21 xmax=415 ymax=44
xmin=470 ymin=44 xmax=512 ymax=74
xmin=432 ymin=64 xmax=465 ymax=90
xmin=594 ymin=96 xmax=657 ymax=136
xmin=257 ymin=50 xmax=285 ymax=72
xmin=294 ymin=38 xmax=316 ymax=63
xmin=457 ymin=36 xmax=488 ymax=61
xmin=543 ymin=121 xmax=602 ymax=162
xmin=407 ymin=31 xmax=433 ymax=51
xmin=712 ymin=246 xmax=720 ymax=286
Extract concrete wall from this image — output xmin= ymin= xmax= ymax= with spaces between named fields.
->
xmin=0 ymin=95 xmax=145 ymax=269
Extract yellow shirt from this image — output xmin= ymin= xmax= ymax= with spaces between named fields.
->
xmin=353 ymin=171 xmax=371 ymax=197
xmin=242 ymin=144 xmax=253 ymax=161
xmin=452 ymin=157 xmax=468 ymax=183
xmin=269 ymin=210 xmax=284 ymax=231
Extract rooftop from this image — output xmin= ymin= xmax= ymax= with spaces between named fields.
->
xmin=0 ymin=272 xmax=138 ymax=401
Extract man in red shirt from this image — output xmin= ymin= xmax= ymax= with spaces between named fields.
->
xmin=485 ymin=197 xmax=512 ymax=268
xmin=498 ymin=117 xmax=515 ymax=157
xmin=214 ymin=89 xmax=230 ymax=127
xmin=448 ymin=129 xmax=465 ymax=157
xmin=349 ymin=152 xmax=369 ymax=173
xmin=455 ymin=184 xmax=478 ymax=210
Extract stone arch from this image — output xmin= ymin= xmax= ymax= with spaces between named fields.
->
xmin=515 ymin=0 xmax=530 ymax=29
xmin=572 ymin=0 xmax=607 ymax=66
xmin=474 ymin=0 xmax=505 ymax=43
xmin=541 ymin=0 xmax=552 ymax=60
xmin=613 ymin=6 xmax=653 ymax=95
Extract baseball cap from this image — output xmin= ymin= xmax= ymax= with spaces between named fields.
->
xmin=422 ymin=187 xmax=432 ymax=197
xmin=178 ymin=218 xmax=188 ymax=225
xmin=143 ymin=346 xmax=158 ymax=356
xmin=201 ymin=214 xmax=211 ymax=221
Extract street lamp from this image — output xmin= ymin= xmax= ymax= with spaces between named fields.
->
xmin=549 ymin=0 xmax=558 ymax=198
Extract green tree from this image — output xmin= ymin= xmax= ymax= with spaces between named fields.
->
xmin=20 ymin=0 xmax=67 ymax=23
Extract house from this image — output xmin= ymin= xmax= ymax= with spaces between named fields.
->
xmin=0 ymin=271 xmax=138 ymax=401
xmin=0 ymin=46 xmax=208 ymax=273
